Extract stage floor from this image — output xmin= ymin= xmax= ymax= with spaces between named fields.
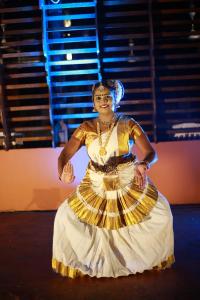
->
xmin=0 ymin=205 xmax=199 ymax=300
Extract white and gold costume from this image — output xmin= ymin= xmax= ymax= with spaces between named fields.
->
xmin=52 ymin=116 xmax=175 ymax=278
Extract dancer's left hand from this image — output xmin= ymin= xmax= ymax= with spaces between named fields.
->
xmin=134 ymin=163 xmax=147 ymax=189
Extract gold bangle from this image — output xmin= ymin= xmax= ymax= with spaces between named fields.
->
xmin=138 ymin=160 xmax=150 ymax=170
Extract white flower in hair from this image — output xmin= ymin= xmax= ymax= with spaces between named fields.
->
xmin=112 ymin=80 xmax=124 ymax=104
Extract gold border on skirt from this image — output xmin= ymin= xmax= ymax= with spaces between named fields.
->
xmin=52 ymin=254 xmax=175 ymax=279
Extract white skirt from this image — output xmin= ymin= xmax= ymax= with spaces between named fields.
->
xmin=52 ymin=191 xmax=175 ymax=278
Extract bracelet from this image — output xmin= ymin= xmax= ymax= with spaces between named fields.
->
xmin=138 ymin=160 xmax=150 ymax=170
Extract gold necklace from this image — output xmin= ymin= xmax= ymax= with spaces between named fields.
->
xmin=98 ymin=115 xmax=116 ymax=127
xmin=97 ymin=120 xmax=116 ymax=156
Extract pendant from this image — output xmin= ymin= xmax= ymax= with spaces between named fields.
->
xmin=99 ymin=147 xmax=107 ymax=156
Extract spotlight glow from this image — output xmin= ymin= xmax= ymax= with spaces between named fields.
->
xmin=66 ymin=53 xmax=73 ymax=61
xmin=64 ymin=20 xmax=71 ymax=27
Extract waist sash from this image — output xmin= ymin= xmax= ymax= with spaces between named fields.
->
xmin=89 ymin=153 xmax=136 ymax=173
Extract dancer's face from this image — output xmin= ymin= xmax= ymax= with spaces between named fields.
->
xmin=93 ymin=87 xmax=116 ymax=114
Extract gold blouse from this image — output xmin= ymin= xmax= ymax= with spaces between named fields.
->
xmin=72 ymin=116 xmax=144 ymax=154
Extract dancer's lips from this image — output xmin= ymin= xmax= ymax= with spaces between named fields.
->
xmin=100 ymin=105 xmax=109 ymax=108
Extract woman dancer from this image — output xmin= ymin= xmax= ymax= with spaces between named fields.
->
xmin=52 ymin=80 xmax=175 ymax=278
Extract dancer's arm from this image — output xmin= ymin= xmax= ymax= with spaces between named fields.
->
xmin=135 ymin=132 xmax=158 ymax=169
xmin=129 ymin=118 xmax=158 ymax=188
xmin=129 ymin=118 xmax=158 ymax=168
xmin=134 ymin=133 xmax=157 ymax=189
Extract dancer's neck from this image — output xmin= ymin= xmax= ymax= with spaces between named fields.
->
xmin=98 ymin=112 xmax=115 ymax=123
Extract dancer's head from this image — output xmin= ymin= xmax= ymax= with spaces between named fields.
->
xmin=92 ymin=80 xmax=124 ymax=114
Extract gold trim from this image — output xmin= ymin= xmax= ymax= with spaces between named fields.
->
xmin=72 ymin=123 xmax=86 ymax=145
xmin=152 ymin=254 xmax=175 ymax=271
xmin=72 ymin=121 xmax=98 ymax=148
xmin=128 ymin=118 xmax=144 ymax=142
xmin=52 ymin=258 xmax=85 ymax=278
xmin=52 ymin=254 xmax=175 ymax=279
xmin=103 ymin=173 xmax=121 ymax=190
xmin=68 ymin=172 xmax=158 ymax=230
xmin=117 ymin=120 xmax=130 ymax=155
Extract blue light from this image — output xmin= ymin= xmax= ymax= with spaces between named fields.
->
xmin=47 ymin=14 xmax=95 ymax=21
xmin=53 ymin=92 xmax=92 ymax=98
xmin=49 ymin=48 xmax=97 ymax=55
xmin=51 ymin=69 xmax=98 ymax=76
xmin=52 ymin=80 xmax=97 ymax=87
xmin=53 ymin=102 xmax=93 ymax=109
xmin=103 ymin=57 xmax=133 ymax=62
xmin=54 ymin=113 xmax=98 ymax=120
xmin=49 ymin=59 xmax=98 ymax=65
xmin=48 ymin=36 xmax=96 ymax=44
xmin=39 ymin=0 xmax=101 ymax=146
xmin=105 ymin=0 xmax=133 ymax=5
xmin=104 ymin=47 xmax=129 ymax=52
xmin=43 ymin=2 xmax=95 ymax=10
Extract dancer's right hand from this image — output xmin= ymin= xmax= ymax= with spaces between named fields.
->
xmin=60 ymin=161 xmax=75 ymax=184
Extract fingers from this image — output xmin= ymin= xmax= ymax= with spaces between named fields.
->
xmin=134 ymin=168 xmax=146 ymax=189
xmin=62 ymin=162 xmax=75 ymax=184
xmin=63 ymin=161 xmax=73 ymax=174
xmin=64 ymin=162 xmax=74 ymax=176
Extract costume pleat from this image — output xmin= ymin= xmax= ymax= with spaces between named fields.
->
xmin=68 ymin=170 xmax=158 ymax=230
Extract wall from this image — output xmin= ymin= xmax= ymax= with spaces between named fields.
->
xmin=0 ymin=140 xmax=200 ymax=212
